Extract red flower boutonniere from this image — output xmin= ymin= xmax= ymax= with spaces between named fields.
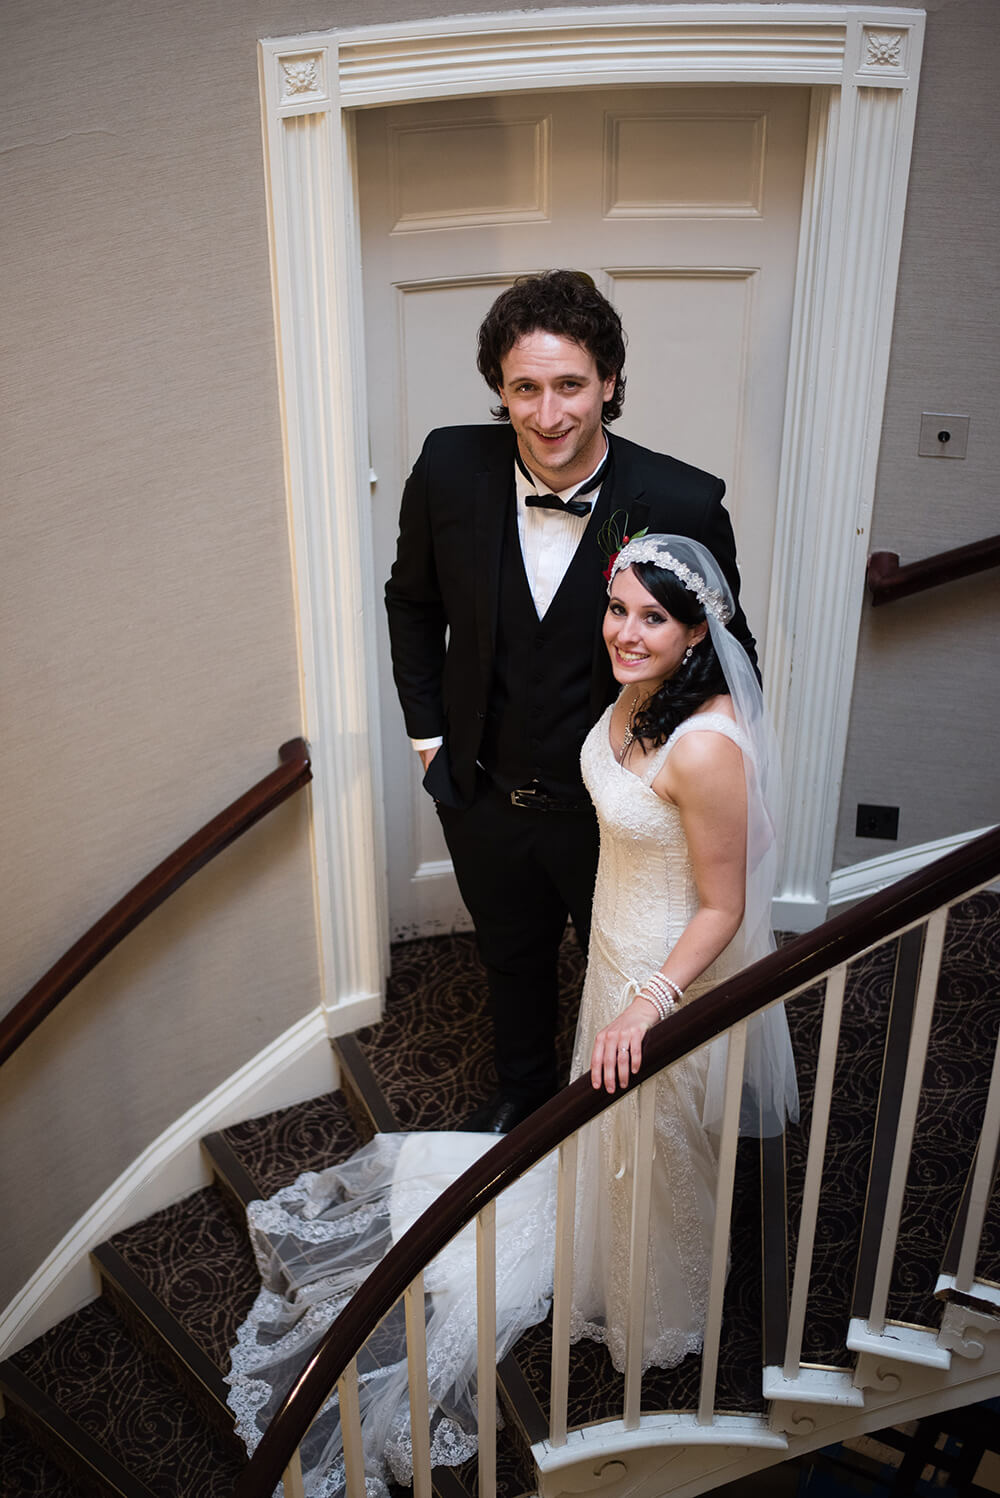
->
xmin=598 ymin=511 xmax=648 ymax=581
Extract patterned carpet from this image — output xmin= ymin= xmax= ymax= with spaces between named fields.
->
xmin=2 ymin=892 xmax=997 ymax=1497
xmin=357 ymin=892 xmax=1000 ymax=1416
xmin=890 ymin=893 xmax=1000 ymax=1320
xmin=783 ymin=891 xmax=1000 ymax=1365
xmin=6 ymin=1297 xmax=246 ymax=1496
xmin=0 ymin=1094 xmax=366 ymax=1498
xmin=353 ymin=929 xmax=586 ymax=1131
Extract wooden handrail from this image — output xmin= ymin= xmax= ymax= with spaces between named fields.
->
xmin=866 ymin=534 xmax=1000 ymax=606
xmin=232 ymin=821 xmax=1000 ymax=1498
xmin=0 ymin=739 xmax=311 ymax=1069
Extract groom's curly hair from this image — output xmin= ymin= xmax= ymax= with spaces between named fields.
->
xmin=477 ymin=270 xmax=627 ymax=423
xmin=628 ymin=563 xmax=730 ymax=749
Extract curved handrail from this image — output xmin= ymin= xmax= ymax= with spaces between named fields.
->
xmin=233 ymin=821 xmax=1000 ymax=1498
xmin=866 ymin=534 xmax=1000 ymax=606
xmin=0 ymin=739 xmax=312 ymax=1068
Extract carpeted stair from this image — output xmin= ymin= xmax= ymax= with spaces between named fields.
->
xmin=2 ymin=895 xmax=999 ymax=1497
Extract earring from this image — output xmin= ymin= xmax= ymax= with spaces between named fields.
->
xmin=682 ymin=645 xmax=694 ymax=664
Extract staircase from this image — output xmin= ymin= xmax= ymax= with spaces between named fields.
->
xmin=3 ymin=882 xmax=1000 ymax=1498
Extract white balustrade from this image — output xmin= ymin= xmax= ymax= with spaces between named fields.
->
xmin=699 ymin=1020 xmax=747 ymax=1425
xmin=783 ymin=965 xmax=847 ymax=1377
xmin=477 ymin=1201 xmax=498 ymax=1496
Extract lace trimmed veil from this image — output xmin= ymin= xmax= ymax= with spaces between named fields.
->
xmin=609 ymin=532 xmax=798 ymax=1137
xmin=227 ymin=1132 xmax=558 ymax=1497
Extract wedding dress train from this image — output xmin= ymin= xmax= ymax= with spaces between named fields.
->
xmin=226 ymin=706 xmax=795 ymax=1494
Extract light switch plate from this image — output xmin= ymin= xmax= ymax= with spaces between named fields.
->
xmin=918 ymin=412 xmax=969 ymax=458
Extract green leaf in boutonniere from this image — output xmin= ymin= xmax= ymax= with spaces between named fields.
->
xmin=598 ymin=510 xmax=648 ymax=581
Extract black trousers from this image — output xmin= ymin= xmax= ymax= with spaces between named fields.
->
xmin=436 ymin=781 xmax=600 ymax=1104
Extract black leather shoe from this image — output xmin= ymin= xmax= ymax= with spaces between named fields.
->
xmin=461 ymin=1091 xmax=546 ymax=1133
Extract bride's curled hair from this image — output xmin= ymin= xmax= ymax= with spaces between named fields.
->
xmin=629 ymin=560 xmax=729 ymax=748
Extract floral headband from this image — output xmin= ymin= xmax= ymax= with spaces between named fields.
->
xmin=608 ymin=537 xmax=734 ymax=624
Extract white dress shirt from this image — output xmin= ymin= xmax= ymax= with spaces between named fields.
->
xmin=411 ymin=442 xmax=607 ymax=753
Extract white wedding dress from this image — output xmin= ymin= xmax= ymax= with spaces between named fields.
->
xmin=568 ymin=705 xmax=747 ymax=1371
xmin=226 ymin=707 xmax=763 ymax=1495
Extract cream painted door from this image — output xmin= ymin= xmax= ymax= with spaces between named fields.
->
xmin=357 ymin=86 xmax=808 ymax=940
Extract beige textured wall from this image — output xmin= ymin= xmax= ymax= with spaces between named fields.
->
xmin=0 ymin=0 xmax=529 ymax=1311
xmin=1 ymin=0 xmax=995 ymax=1303
xmin=1 ymin=0 xmax=325 ymax=1304
xmin=832 ymin=0 xmax=1000 ymax=868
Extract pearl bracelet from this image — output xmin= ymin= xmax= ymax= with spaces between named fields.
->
xmin=639 ymin=987 xmax=673 ymax=1022
xmin=659 ymin=973 xmax=685 ymax=1004
xmin=637 ymin=974 xmax=675 ymax=1022
xmin=638 ymin=970 xmax=685 ymax=1022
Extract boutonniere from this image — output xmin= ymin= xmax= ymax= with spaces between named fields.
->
xmin=598 ymin=510 xmax=648 ymax=581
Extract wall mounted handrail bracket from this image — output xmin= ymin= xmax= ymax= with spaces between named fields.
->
xmin=867 ymin=534 xmax=1000 ymax=606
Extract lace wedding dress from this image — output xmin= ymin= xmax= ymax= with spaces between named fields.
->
xmin=567 ymin=705 xmax=747 ymax=1371
xmin=226 ymin=707 xmax=770 ymax=1495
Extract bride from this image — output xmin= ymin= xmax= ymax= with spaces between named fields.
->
xmin=226 ymin=535 xmax=798 ymax=1495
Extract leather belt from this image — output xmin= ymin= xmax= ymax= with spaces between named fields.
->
xmin=509 ymin=780 xmax=590 ymax=812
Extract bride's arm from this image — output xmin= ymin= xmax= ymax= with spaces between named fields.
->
xmin=590 ymin=730 xmax=747 ymax=1094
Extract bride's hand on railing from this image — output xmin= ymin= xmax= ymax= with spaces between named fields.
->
xmin=591 ymin=994 xmax=661 ymax=1094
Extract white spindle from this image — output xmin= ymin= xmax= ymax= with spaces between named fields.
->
xmin=956 ymin=1015 xmax=1000 ymax=1291
xmin=867 ymin=908 xmax=948 ymax=1334
xmin=404 ymin=1273 xmax=433 ymax=1498
xmin=698 ymin=1020 xmax=747 ymax=1425
xmin=338 ymin=1359 xmax=366 ymax=1498
xmin=550 ymin=1131 xmax=579 ymax=1448
xmin=623 ymin=1080 xmax=658 ymax=1430
xmin=477 ymin=1200 xmax=498 ymax=1497
xmin=784 ymin=965 xmax=847 ymax=1376
xmin=282 ymin=1447 xmax=306 ymax=1498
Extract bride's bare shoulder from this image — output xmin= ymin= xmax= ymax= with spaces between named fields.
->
xmin=692 ymin=693 xmax=735 ymax=722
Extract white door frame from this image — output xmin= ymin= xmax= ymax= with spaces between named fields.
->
xmin=257 ymin=5 xmax=925 ymax=1018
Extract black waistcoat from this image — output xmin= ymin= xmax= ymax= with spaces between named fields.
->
xmin=479 ymin=488 xmax=611 ymax=795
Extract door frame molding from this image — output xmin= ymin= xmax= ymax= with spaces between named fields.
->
xmin=257 ymin=4 xmax=925 ymax=1012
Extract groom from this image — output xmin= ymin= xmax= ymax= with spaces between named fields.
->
xmin=385 ymin=270 xmax=756 ymax=1132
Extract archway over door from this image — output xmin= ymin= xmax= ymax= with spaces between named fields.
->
xmin=257 ymin=6 xmax=926 ymax=1020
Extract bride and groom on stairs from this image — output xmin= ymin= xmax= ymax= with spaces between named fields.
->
xmin=226 ymin=271 xmax=798 ymax=1494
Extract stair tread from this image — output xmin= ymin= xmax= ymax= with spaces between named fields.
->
xmin=0 ymin=1418 xmax=99 ymax=1497
xmin=6 ymin=1298 xmax=244 ymax=1497
xmin=447 ymin=1438 xmax=538 ymax=1498
xmin=782 ymin=936 xmax=912 ymax=1366
xmin=219 ymin=1087 xmax=365 ymax=1199
xmin=14 ymin=893 xmax=1000 ymax=1496
xmin=505 ymin=1140 xmax=768 ymax=1436
xmin=105 ymin=1184 xmax=258 ymax=1373
xmin=888 ymin=893 xmax=1000 ymax=1325
xmin=778 ymin=894 xmax=1000 ymax=1368
xmin=353 ymin=931 xmax=585 ymax=1131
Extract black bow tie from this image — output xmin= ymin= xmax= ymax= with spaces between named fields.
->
xmin=525 ymin=491 xmax=592 ymax=517
xmin=518 ymin=447 xmax=609 ymax=518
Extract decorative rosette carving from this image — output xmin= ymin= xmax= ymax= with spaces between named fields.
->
xmin=864 ymin=30 xmax=904 ymax=68
xmin=281 ymin=55 xmax=323 ymax=100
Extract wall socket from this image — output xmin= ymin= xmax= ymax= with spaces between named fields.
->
xmin=918 ymin=412 xmax=969 ymax=458
xmin=856 ymin=803 xmax=900 ymax=840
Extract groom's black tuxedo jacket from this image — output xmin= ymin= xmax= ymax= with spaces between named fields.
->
xmin=385 ymin=424 xmax=755 ymax=808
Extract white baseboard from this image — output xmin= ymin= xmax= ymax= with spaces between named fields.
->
xmin=772 ymin=827 xmax=998 ymax=932
xmin=828 ymin=826 xmax=997 ymax=909
xmin=0 ymin=989 xmax=382 ymax=1358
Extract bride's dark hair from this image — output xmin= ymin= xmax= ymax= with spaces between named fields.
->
xmin=627 ymin=560 xmax=729 ymax=749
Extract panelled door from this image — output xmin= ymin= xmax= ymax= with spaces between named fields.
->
xmin=356 ymin=86 xmax=809 ymax=939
